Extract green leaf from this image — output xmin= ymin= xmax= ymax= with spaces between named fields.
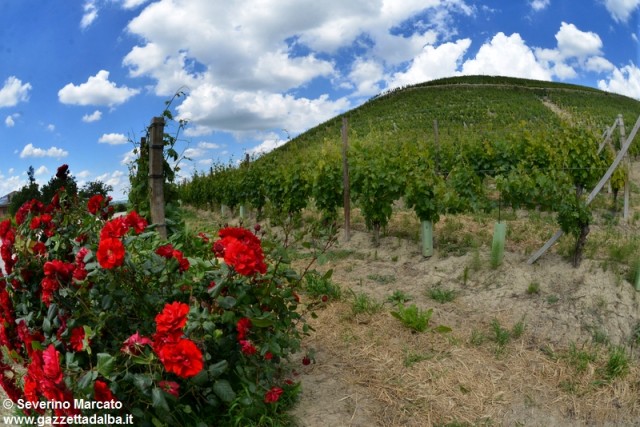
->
xmin=217 ymin=296 xmax=237 ymax=309
xmin=77 ymin=371 xmax=97 ymax=390
xmin=213 ymin=380 xmax=236 ymax=403
xmin=208 ymin=360 xmax=228 ymax=378
xmin=250 ymin=317 xmax=274 ymax=328
xmin=152 ymin=387 xmax=170 ymax=411
xmin=96 ymin=353 xmax=116 ymax=378
xmin=132 ymin=374 xmax=153 ymax=393
xmin=433 ymin=325 xmax=452 ymax=334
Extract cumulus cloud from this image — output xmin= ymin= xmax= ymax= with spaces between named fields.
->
xmin=123 ymin=0 xmax=473 ymax=136
xmin=5 ymin=113 xmax=19 ymax=127
xmin=81 ymin=0 xmax=98 ymax=29
xmin=0 ymin=77 xmax=31 ymax=108
xmin=98 ymin=133 xmax=128 ymax=145
xmin=555 ymin=22 xmax=602 ymax=59
xmin=58 ymin=70 xmax=140 ymax=107
xmin=390 ymin=39 xmax=471 ymax=88
xmin=121 ymin=149 xmax=137 ymax=166
xmin=34 ymin=166 xmax=49 ymax=176
xmin=76 ymin=170 xmax=92 ymax=179
xmin=598 ymin=64 xmax=640 ymax=99
xmin=83 ymin=110 xmax=102 ymax=122
xmin=178 ymin=85 xmax=350 ymax=135
xmin=19 ymin=143 xmax=68 ymax=159
xmin=602 ymin=0 xmax=640 ymax=22
xmin=246 ymin=135 xmax=287 ymax=156
xmin=462 ymin=33 xmax=551 ymax=80
xmin=122 ymin=0 xmax=150 ymax=9
xmin=530 ymin=0 xmax=550 ymax=11
xmin=198 ymin=141 xmax=221 ymax=149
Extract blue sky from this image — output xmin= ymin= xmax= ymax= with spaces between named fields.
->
xmin=0 ymin=0 xmax=639 ymax=197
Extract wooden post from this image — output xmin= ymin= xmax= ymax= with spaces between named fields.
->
xmin=619 ymin=114 xmax=630 ymax=221
xmin=341 ymin=117 xmax=351 ymax=241
xmin=149 ymin=117 xmax=167 ymax=239
xmin=434 ymin=119 xmax=440 ymax=172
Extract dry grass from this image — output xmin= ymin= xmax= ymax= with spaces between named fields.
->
xmin=302 ymin=301 xmax=640 ymax=426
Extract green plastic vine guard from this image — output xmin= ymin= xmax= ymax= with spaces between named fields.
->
xmin=421 ymin=220 xmax=433 ymax=257
xmin=221 ymin=205 xmax=227 ymax=216
xmin=239 ymin=205 xmax=246 ymax=219
xmin=492 ymin=221 xmax=507 ymax=266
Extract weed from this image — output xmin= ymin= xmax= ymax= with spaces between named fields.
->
xmin=462 ymin=266 xmax=470 ymax=286
xmin=604 ymin=346 xmax=629 ymax=380
xmin=403 ymin=349 xmax=434 ymax=367
xmin=391 ymin=304 xmax=432 ymax=332
xmin=469 ymin=246 xmax=482 ymax=272
xmin=630 ymin=321 xmax=640 ymax=347
xmin=526 ymin=281 xmax=540 ymax=295
xmin=349 ymin=291 xmax=382 ymax=316
xmin=588 ymin=326 xmax=609 ymax=345
xmin=391 ymin=255 xmax=399 ymax=262
xmin=304 ymin=270 xmax=341 ymax=301
xmin=491 ymin=319 xmax=511 ymax=347
xmin=470 ymin=329 xmax=486 ymax=346
xmin=390 ymin=304 xmax=451 ymax=334
xmin=546 ymin=295 xmax=559 ymax=304
xmin=565 ymin=342 xmax=597 ymax=373
xmin=511 ymin=317 xmax=526 ymax=339
xmin=428 ymin=287 xmax=457 ymax=303
xmin=387 ymin=290 xmax=413 ymax=304
xmin=367 ymin=273 xmax=396 ymax=285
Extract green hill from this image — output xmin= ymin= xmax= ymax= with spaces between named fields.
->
xmin=275 ymin=75 xmax=640 ymax=157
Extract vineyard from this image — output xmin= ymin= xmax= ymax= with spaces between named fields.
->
xmin=180 ymin=76 xmax=640 ymax=268
xmin=175 ymin=76 xmax=640 ymax=425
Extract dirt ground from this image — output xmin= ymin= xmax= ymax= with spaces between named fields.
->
xmin=290 ymin=228 xmax=640 ymax=427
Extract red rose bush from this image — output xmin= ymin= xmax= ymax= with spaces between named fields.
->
xmin=0 ymin=186 xmax=305 ymax=425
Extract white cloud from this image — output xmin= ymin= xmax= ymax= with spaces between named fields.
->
xmin=83 ymin=110 xmax=102 ymax=122
xmin=81 ymin=0 xmax=98 ymax=29
xmin=58 ymin=70 xmax=140 ymax=107
xmin=585 ymin=56 xmax=615 ymax=73
xmin=0 ymin=77 xmax=31 ymax=108
xmin=530 ymin=0 xmax=550 ymax=11
xmin=19 ymin=143 xmax=68 ymax=159
xmin=123 ymin=0 xmax=473 ymax=135
xmin=555 ymin=22 xmax=602 ymax=59
xmin=390 ymin=39 xmax=471 ymax=88
xmin=602 ymin=0 xmax=640 ymax=22
xmin=4 ymin=114 xmax=18 ymax=127
xmin=183 ymin=147 xmax=205 ymax=158
xmin=122 ymin=0 xmax=150 ymax=9
xmin=34 ymin=166 xmax=49 ymax=176
xmin=348 ymin=58 xmax=385 ymax=96
xmin=197 ymin=141 xmax=221 ymax=149
xmin=76 ymin=170 xmax=92 ymax=179
xmin=462 ymin=33 xmax=551 ymax=80
xmin=95 ymin=170 xmax=128 ymax=196
xmin=198 ymin=158 xmax=213 ymax=166
xmin=121 ymin=149 xmax=137 ymax=165
xmin=598 ymin=64 xmax=640 ymax=99
xmin=178 ymin=85 xmax=350 ymax=135
xmin=246 ymin=135 xmax=287 ymax=156
xmin=98 ymin=133 xmax=129 ymax=145
xmin=46 ymin=124 xmax=55 ymax=132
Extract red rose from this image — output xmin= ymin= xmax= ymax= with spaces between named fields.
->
xmin=97 ymin=238 xmax=125 ymax=269
xmin=172 ymin=250 xmax=190 ymax=272
xmin=94 ymin=380 xmax=116 ymax=402
xmin=155 ymin=244 xmax=174 ymax=258
xmin=87 ymin=195 xmax=104 ymax=215
xmin=264 ymin=352 xmax=273 ymax=360
xmin=159 ymin=380 xmax=180 ymax=397
xmin=236 ymin=318 xmax=251 ymax=340
xmin=121 ymin=331 xmax=153 ymax=355
xmin=125 ymin=211 xmax=148 ymax=234
xmin=70 ymin=327 xmax=87 ymax=352
xmin=155 ymin=302 xmax=190 ymax=335
xmin=155 ymin=338 xmax=203 ymax=378
xmin=302 ymin=356 xmax=311 ymax=366
xmin=42 ymin=345 xmax=63 ymax=384
xmin=100 ymin=217 xmax=129 ymax=240
xmin=264 ymin=387 xmax=283 ymax=404
xmin=239 ymin=339 xmax=257 ymax=355
xmin=32 ymin=242 xmax=46 ymax=256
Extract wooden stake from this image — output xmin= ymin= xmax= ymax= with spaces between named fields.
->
xmin=149 ymin=117 xmax=167 ymax=239
xmin=619 ymin=114 xmax=630 ymax=221
xmin=342 ymin=117 xmax=351 ymax=242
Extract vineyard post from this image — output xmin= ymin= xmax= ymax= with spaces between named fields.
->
xmin=618 ymin=114 xmax=630 ymax=221
xmin=434 ymin=119 xmax=440 ymax=171
xmin=342 ymin=117 xmax=351 ymax=241
xmin=149 ymin=116 xmax=167 ymax=239
xmin=421 ymin=221 xmax=433 ymax=257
